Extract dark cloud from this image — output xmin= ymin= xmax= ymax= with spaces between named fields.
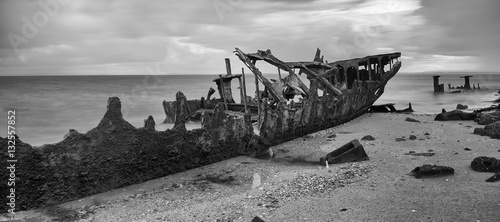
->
xmin=0 ymin=0 xmax=499 ymax=75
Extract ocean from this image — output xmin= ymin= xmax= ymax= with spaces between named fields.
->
xmin=1 ymin=73 xmax=499 ymax=146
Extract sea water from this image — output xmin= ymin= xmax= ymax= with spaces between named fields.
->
xmin=1 ymin=73 xmax=499 ymax=146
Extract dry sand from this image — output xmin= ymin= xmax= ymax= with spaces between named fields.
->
xmin=4 ymin=113 xmax=500 ymax=222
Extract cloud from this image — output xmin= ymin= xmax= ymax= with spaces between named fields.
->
xmin=0 ymin=0 xmax=499 ymax=75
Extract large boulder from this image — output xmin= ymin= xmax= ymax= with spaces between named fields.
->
xmin=473 ymin=121 xmax=500 ymax=139
xmin=474 ymin=111 xmax=500 ymax=125
xmin=456 ymin=104 xmax=468 ymax=110
xmin=434 ymin=110 xmax=477 ymax=121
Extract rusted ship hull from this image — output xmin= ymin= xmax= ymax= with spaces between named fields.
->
xmin=165 ymin=48 xmax=401 ymax=146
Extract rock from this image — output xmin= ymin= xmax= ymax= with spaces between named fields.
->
xmin=252 ymin=216 xmax=265 ymax=222
xmin=434 ymin=110 xmax=477 ymax=121
xmin=144 ymin=115 xmax=155 ymax=130
xmin=424 ymin=132 xmax=430 ymax=135
xmin=474 ymin=111 xmax=500 ymax=125
xmin=63 ymin=129 xmax=81 ymax=139
xmin=395 ymin=138 xmax=406 ymax=142
xmin=470 ymin=156 xmax=500 ymax=172
xmin=464 ymin=148 xmax=471 ymax=151
xmin=409 ymin=135 xmax=417 ymax=140
xmin=96 ymin=97 xmax=135 ymax=130
xmin=486 ymin=172 xmax=500 ymax=182
xmin=327 ymin=134 xmax=337 ymax=139
xmin=473 ymin=121 xmax=500 ymax=139
xmin=405 ymin=152 xmax=435 ymax=157
xmin=361 ymin=135 xmax=375 ymax=141
xmin=252 ymin=173 xmax=262 ymax=189
xmin=456 ymin=104 xmax=468 ymax=110
xmin=408 ymin=165 xmax=454 ymax=178
xmin=255 ymin=148 xmax=274 ymax=159
xmin=405 ymin=117 xmax=420 ymax=122
xmin=172 ymin=183 xmax=183 ymax=188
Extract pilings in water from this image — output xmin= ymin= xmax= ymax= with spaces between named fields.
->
xmin=433 ymin=75 xmax=444 ymax=92
xmin=460 ymin=75 xmax=473 ymax=90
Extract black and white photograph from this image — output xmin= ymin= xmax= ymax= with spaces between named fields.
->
xmin=1 ymin=0 xmax=499 ymax=221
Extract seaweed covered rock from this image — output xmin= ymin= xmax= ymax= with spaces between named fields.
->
xmin=470 ymin=156 xmax=500 ymax=172
xmin=434 ymin=110 xmax=477 ymax=121
xmin=471 ymin=156 xmax=500 ymax=182
xmin=408 ymin=165 xmax=454 ymax=178
xmin=456 ymin=104 xmax=468 ymax=110
xmin=144 ymin=115 xmax=155 ymax=130
xmin=473 ymin=121 xmax=500 ymax=139
xmin=0 ymin=96 xmax=255 ymax=211
xmin=474 ymin=111 xmax=500 ymax=125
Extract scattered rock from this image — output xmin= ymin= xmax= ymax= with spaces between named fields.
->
xmin=172 ymin=183 xmax=183 ymax=188
xmin=395 ymin=138 xmax=406 ymax=142
xmin=464 ymin=148 xmax=471 ymax=151
xmin=424 ymin=132 xmax=430 ymax=135
xmin=327 ymin=134 xmax=337 ymax=139
xmin=473 ymin=121 xmax=500 ymax=139
xmin=486 ymin=172 xmax=500 ymax=182
xmin=434 ymin=110 xmax=477 ymax=121
xmin=409 ymin=135 xmax=417 ymax=140
xmin=361 ymin=135 xmax=375 ymax=141
xmin=471 ymin=156 xmax=500 ymax=172
xmin=340 ymin=208 xmax=348 ymax=212
xmin=405 ymin=117 xmax=420 ymax=122
xmin=474 ymin=111 xmax=500 ymax=125
xmin=456 ymin=104 xmax=468 ymax=110
xmin=408 ymin=165 xmax=454 ymax=178
xmin=252 ymin=216 xmax=266 ymax=222
xmin=405 ymin=152 xmax=435 ymax=157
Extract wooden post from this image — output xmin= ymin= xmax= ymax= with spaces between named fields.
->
xmin=255 ymin=74 xmax=261 ymax=126
xmin=225 ymin=58 xmax=232 ymax=76
xmin=277 ymin=67 xmax=282 ymax=80
xmin=241 ymin=68 xmax=248 ymax=114
xmin=220 ymin=75 xmax=228 ymax=110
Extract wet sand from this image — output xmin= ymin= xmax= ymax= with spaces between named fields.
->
xmin=4 ymin=113 xmax=500 ymax=222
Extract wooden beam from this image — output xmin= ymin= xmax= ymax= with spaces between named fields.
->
xmin=234 ymin=48 xmax=285 ymax=103
xmin=298 ymin=65 xmax=343 ymax=98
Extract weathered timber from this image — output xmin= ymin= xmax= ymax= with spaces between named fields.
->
xmin=320 ymin=139 xmax=369 ymax=165
xmin=236 ymin=48 xmax=401 ymax=142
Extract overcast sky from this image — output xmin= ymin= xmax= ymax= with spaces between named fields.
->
xmin=1 ymin=0 xmax=499 ymax=76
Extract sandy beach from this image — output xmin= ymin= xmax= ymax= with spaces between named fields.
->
xmin=6 ymin=112 xmax=499 ymax=222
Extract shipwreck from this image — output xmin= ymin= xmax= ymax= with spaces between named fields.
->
xmin=0 ymin=48 xmax=401 ymax=211
xmin=164 ymin=48 xmax=401 ymax=144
